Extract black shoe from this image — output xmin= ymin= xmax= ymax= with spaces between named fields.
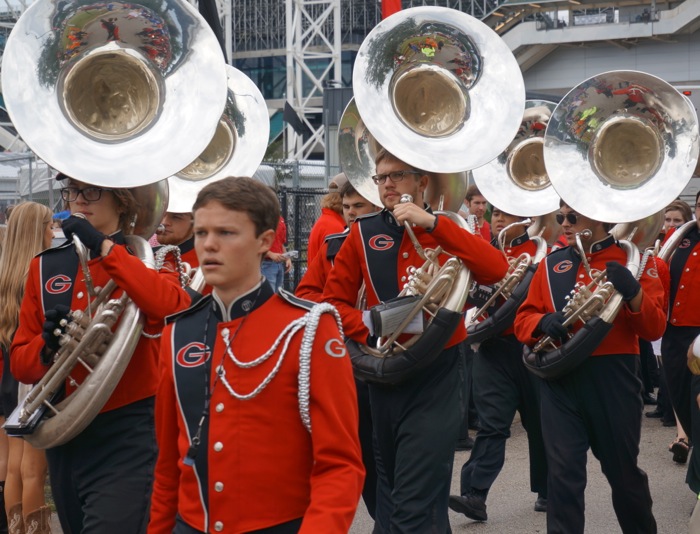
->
xmin=455 ymin=436 xmax=474 ymax=451
xmin=670 ymin=438 xmax=690 ymax=464
xmin=642 ymin=392 xmax=657 ymax=405
xmin=645 ymin=408 xmax=663 ymax=418
xmin=449 ymin=493 xmax=487 ymax=521
xmin=534 ymin=496 xmax=547 ymax=512
xmin=663 ymin=419 xmax=676 ymax=427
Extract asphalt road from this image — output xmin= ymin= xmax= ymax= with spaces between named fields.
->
xmin=351 ymin=411 xmax=696 ymax=533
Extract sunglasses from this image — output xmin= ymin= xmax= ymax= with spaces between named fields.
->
xmin=556 ymin=213 xmax=579 ymax=225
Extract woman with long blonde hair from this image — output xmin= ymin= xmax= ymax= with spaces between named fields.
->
xmin=0 ymin=202 xmax=54 ymax=534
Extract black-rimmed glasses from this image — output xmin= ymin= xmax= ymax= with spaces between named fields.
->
xmin=556 ymin=213 xmax=578 ymax=225
xmin=60 ymin=186 xmax=113 ymax=202
xmin=371 ymin=170 xmax=421 ymax=185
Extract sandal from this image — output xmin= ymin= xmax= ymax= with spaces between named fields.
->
xmin=669 ymin=437 xmax=690 ymax=464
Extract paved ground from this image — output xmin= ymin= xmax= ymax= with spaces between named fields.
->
xmin=350 ymin=411 xmax=696 ymax=533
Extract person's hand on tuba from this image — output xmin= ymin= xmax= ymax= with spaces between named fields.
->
xmin=41 ymin=304 xmax=72 ymax=364
xmin=605 ymin=261 xmax=641 ymax=302
xmin=62 ymin=215 xmax=108 ymax=256
xmin=537 ymin=312 xmax=568 ymax=341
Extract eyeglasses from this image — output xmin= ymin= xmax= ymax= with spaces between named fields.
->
xmin=556 ymin=213 xmax=579 ymax=225
xmin=371 ymin=170 xmax=421 ymax=185
xmin=60 ymin=186 xmax=113 ymax=202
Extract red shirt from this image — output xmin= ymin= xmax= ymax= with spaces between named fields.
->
xmin=307 ymin=209 xmax=345 ymax=263
xmin=271 ymin=217 xmax=287 ymax=254
xmin=323 ymin=210 xmax=508 ymax=347
xmin=149 ymin=289 xmax=364 ymax=533
xmin=514 ymin=237 xmax=666 ymax=354
xmin=11 ymin=242 xmax=190 ymax=413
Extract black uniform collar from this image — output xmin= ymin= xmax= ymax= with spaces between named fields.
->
xmin=573 ymin=234 xmax=616 ymax=255
xmin=178 ymin=235 xmax=195 ymax=254
xmin=508 ymin=231 xmax=530 ymax=248
xmin=211 ymin=279 xmax=274 ymax=322
xmin=383 ymin=204 xmax=433 ymax=227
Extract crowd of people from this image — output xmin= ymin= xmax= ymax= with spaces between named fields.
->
xmin=0 ymin=155 xmax=695 ymax=534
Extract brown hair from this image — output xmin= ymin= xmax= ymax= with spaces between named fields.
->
xmin=193 ymin=177 xmax=280 ymax=236
xmin=374 ymin=147 xmax=429 ymax=178
xmin=466 ymin=184 xmax=483 ymax=202
xmin=0 ymin=202 xmax=53 ymax=347
xmin=339 ymin=180 xmax=359 ymax=198
xmin=320 ymin=191 xmax=343 ymax=214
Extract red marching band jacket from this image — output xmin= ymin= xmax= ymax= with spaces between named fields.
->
xmin=666 ymin=225 xmax=700 ymax=327
xmin=323 ymin=210 xmax=509 ymax=346
xmin=149 ymin=286 xmax=364 ymax=534
xmin=296 ymin=230 xmax=348 ymax=303
xmin=514 ymin=236 xmax=666 ymax=355
xmin=11 ymin=240 xmax=191 ymax=413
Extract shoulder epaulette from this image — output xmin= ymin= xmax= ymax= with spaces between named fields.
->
xmin=278 ymin=288 xmax=316 ymax=311
xmin=37 ymin=239 xmax=73 ymax=257
xmin=323 ymin=228 xmax=349 ymax=243
xmin=355 ymin=211 xmax=380 ymax=222
xmin=166 ymin=294 xmax=212 ymax=325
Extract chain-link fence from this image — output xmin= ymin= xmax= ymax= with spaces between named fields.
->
xmin=0 ymin=153 xmax=340 ymax=291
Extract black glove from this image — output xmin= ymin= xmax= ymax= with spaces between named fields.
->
xmin=538 ymin=312 xmax=568 ymax=340
xmin=605 ymin=261 xmax=641 ymax=301
xmin=62 ymin=215 xmax=107 ymax=256
xmin=41 ymin=305 xmax=72 ymax=362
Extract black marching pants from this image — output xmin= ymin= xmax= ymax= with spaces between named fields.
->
xmin=541 ymin=355 xmax=656 ymax=534
xmin=459 ymin=334 xmax=547 ymax=497
xmin=46 ymin=397 xmax=157 ymax=534
xmin=370 ymin=345 xmax=463 ymax=534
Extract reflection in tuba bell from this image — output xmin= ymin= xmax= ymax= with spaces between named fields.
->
xmin=1 ymin=0 xmax=228 ymax=446
xmin=522 ymin=70 xmax=699 ymax=380
xmin=341 ymin=6 xmax=525 ymax=384
xmin=467 ymin=100 xmax=559 ymax=344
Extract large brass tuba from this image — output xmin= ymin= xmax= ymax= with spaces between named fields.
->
xmin=523 ymin=70 xmax=698 ymax=380
xmin=2 ymin=0 xmax=228 ymax=447
xmin=339 ymin=6 xmax=525 ymax=384
xmin=466 ymin=100 xmax=559 ymax=344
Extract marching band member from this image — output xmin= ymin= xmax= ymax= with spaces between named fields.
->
xmin=323 ymin=148 xmax=508 ymax=533
xmin=10 ymin=174 xmax=191 ymax=534
xmin=157 ymin=210 xmax=197 ymax=267
xmin=662 ymin=191 xmax=700 ymax=493
xmin=295 ymin=179 xmax=379 ymax=519
xmin=514 ymin=202 xmax=666 ymax=534
xmin=296 ymin=180 xmax=378 ymax=303
xmin=449 ymin=206 xmax=548 ymax=522
xmin=149 ymin=177 xmax=364 ymax=534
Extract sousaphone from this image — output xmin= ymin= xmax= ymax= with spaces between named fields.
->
xmin=523 ymin=70 xmax=698 ymax=380
xmin=342 ymin=6 xmax=526 ymax=384
xmin=1 ymin=0 xmax=228 ymax=187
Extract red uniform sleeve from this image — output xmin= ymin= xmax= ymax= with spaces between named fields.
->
xmin=430 ymin=215 xmax=508 ymax=285
xmin=322 ymin=226 xmax=368 ymax=343
xmin=10 ymin=260 xmax=47 ymax=384
xmin=101 ymin=245 xmax=190 ymax=323
xmin=513 ymin=260 xmax=551 ymax=347
xmin=149 ymin=325 xmax=180 ymax=534
xmin=307 ymin=211 xmax=345 ymax=264
xmin=295 ymin=243 xmax=332 ymax=304
xmin=617 ymin=257 xmax=666 ymax=342
xmin=299 ymin=314 xmax=364 ymax=533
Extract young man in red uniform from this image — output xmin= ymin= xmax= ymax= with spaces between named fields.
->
xmin=449 ymin=206 xmax=548 ymax=521
xmin=149 ymin=177 xmax=364 ymax=534
xmin=296 ymin=180 xmax=378 ymax=302
xmin=663 ymin=191 xmax=700 ymax=493
xmin=323 ymin=149 xmax=508 ymax=533
xmin=10 ymin=175 xmax=191 ymax=533
xmin=514 ymin=203 xmax=666 ymax=534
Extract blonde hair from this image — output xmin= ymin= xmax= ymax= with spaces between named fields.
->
xmin=0 ymin=202 xmax=53 ymax=347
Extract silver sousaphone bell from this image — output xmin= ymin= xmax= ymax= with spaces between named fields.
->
xmin=1 ymin=0 xmax=228 ymax=187
xmin=167 ymin=65 xmax=270 ymax=213
xmin=352 ymin=6 xmax=525 ymax=175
